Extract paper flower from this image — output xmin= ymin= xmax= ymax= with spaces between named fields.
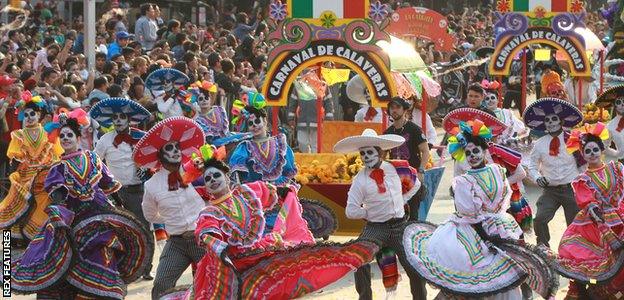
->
xmin=369 ymin=1 xmax=388 ymax=22
xmin=270 ymin=0 xmax=287 ymax=21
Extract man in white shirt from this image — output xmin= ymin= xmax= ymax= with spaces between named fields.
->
xmin=91 ymin=98 xmax=153 ymax=279
xmin=522 ymin=98 xmax=584 ymax=247
xmin=599 ymin=89 xmax=624 ymax=161
xmin=334 ymin=129 xmax=426 ymax=300
xmin=132 ymin=118 xmax=207 ymax=300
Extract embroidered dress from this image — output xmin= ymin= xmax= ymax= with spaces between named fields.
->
xmin=12 ymin=150 xmax=153 ymax=299
xmin=161 ymin=181 xmax=377 ymax=300
xmin=195 ymin=106 xmax=229 ymax=142
xmin=229 ymin=133 xmax=297 ymax=185
xmin=0 ymin=125 xmax=63 ymax=242
xmin=493 ymin=108 xmax=525 ymax=145
xmin=556 ymin=161 xmax=624 ymax=298
xmin=403 ymin=164 xmax=526 ymax=298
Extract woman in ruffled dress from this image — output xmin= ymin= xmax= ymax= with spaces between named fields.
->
xmin=556 ymin=122 xmax=624 ymax=299
xmin=0 ymin=94 xmax=62 ymax=244
xmin=159 ymin=144 xmax=378 ymax=300
xmin=11 ymin=110 xmax=153 ymax=299
xmin=403 ymin=120 xmax=557 ymax=299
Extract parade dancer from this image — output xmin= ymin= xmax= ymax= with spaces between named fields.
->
xmin=556 ymin=123 xmax=624 ymax=299
xmin=481 ymin=80 xmax=528 ymax=147
xmin=0 ymin=94 xmax=62 ymax=244
xmin=158 ymin=144 xmax=378 ymax=300
xmin=403 ymin=121 xmax=557 ymax=299
xmin=229 ymin=92 xmax=297 ymax=185
xmin=334 ymin=129 xmax=427 ymax=300
xmin=91 ymin=97 xmax=154 ymax=280
xmin=12 ymin=109 xmax=153 ymax=299
xmin=595 ymin=85 xmax=624 ymax=162
xmin=523 ymin=98 xmax=584 ymax=247
xmin=132 ymin=117 xmax=207 ymax=300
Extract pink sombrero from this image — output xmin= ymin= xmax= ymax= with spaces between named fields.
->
xmin=133 ymin=117 xmax=205 ymax=169
xmin=443 ymin=107 xmax=507 ymax=136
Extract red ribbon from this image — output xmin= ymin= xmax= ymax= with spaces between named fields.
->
xmin=617 ymin=117 xmax=624 ymax=132
xmin=369 ymin=168 xmax=386 ymax=194
xmin=168 ymin=171 xmax=188 ymax=191
xmin=113 ymin=132 xmax=138 ymax=148
xmin=549 ymin=136 xmax=560 ymax=156
xmin=364 ymin=107 xmax=378 ymax=122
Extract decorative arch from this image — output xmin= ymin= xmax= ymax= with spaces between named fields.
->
xmin=263 ymin=39 xmax=396 ymax=107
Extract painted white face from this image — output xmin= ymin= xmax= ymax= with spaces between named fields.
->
xmin=161 ymin=141 xmax=182 ymax=164
xmin=544 ymin=114 xmax=562 ymax=133
xmin=464 ymin=142 xmax=485 ymax=168
xmin=615 ymin=98 xmax=624 ymax=115
xmin=582 ymin=141 xmax=602 ymax=165
xmin=112 ymin=112 xmax=129 ymax=132
xmin=23 ymin=108 xmax=40 ymax=128
xmin=484 ymin=93 xmax=498 ymax=111
xmin=247 ymin=114 xmax=267 ymax=138
xmin=59 ymin=126 xmax=79 ymax=153
xmin=203 ymin=167 xmax=228 ymax=195
xmin=197 ymin=92 xmax=212 ymax=109
xmin=359 ymin=146 xmax=380 ymax=169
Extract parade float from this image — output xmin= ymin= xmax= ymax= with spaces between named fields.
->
xmin=263 ymin=0 xmax=445 ymax=235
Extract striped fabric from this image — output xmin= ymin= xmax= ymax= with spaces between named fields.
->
xmin=291 ymin=0 xmax=367 ymax=19
xmin=512 ymin=0 xmax=568 ymax=12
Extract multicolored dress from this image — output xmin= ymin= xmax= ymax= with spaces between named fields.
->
xmin=229 ymin=133 xmax=297 ymax=185
xmin=160 ymin=181 xmax=378 ymax=300
xmin=556 ymin=161 xmax=624 ymax=299
xmin=195 ymin=106 xmax=252 ymax=149
xmin=403 ymin=164 xmax=527 ymax=298
xmin=0 ymin=125 xmax=63 ymax=243
xmin=11 ymin=150 xmax=153 ymax=299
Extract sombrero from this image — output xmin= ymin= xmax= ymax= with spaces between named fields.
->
xmin=442 ymin=107 xmax=507 ymax=136
xmin=475 ymin=46 xmax=494 ymax=58
xmin=333 ymin=129 xmax=405 ymax=153
xmin=89 ymin=97 xmax=151 ymax=127
xmin=523 ymin=98 xmax=583 ymax=131
xmin=594 ymin=84 xmax=624 ymax=108
xmin=145 ymin=68 xmax=189 ymax=92
xmin=133 ymin=117 xmax=205 ymax=169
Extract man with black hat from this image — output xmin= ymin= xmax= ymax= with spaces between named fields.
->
xmin=384 ymin=97 xmax=429 ymax=220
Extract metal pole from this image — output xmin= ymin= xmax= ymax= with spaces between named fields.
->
xmin=521 ymin=49 xmax=527 ymax=114
xmin=421 ymin=91 xmax=427 ymax=133
xmin=272 ymin=106 xmax=279 ymax=136
xmin=600 ymin=50 xmax=605 ymax=94
xmin=578 ymin=79 xmax=583 ymax=109
xmin=84 ymin=0 xmax=96 ymax=71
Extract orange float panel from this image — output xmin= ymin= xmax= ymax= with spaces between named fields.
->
xmin=321 ymin=121 xmax=383 ymax=153
xmin=298 ymin=183 xmax=365 ymax=235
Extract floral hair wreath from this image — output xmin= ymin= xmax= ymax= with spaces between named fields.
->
xmin=43 ymin=108 xmax=90 ymax=143
xmin=447 ymin=120 xmax=492 ymax=161
xmin=480 ymin=79 xmax=501 ymax=91
xmin=182 ymin=144 xmax=227 ymax=183
xmin=231 ymin=91 xmax=267 ymax=131
xmin=185 ymin=80 xmax=218 ymax=103
xmin=15 ymin=91 xmax=46 ymax=121
xmin=566 ymin=122 xmax=610 ymax=154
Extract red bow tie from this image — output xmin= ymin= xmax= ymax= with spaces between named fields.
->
xmin=369 ymin=168 xmax=386 ymax=193
xmin=113 ymin=132 xmax=138 ymax=148
xmin=617 ymin=117 xmax=624 ymax=132
xmin=168 ymin=171 xmax=188 ymax=191
xmin=549 ymin=135 xmax=560 ymax=157
xmin=364 ymin=107 xmax=378 ymax=121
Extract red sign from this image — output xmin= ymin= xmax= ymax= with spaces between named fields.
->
xmin=385 ymin=7 xmax=454 ymax=52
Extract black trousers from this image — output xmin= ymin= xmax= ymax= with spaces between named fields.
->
xmin=355 ymin=219 xmax=427 ymax=300
xmin=533 ymin=184 xmax=579 ymax=247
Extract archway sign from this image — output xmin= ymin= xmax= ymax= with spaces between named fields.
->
xmin=385 ymin=7 xmax=454 ymax=52
xmin=263 ymin=0 xmax=397 ymax=108
xmin=490 ymin=0 xmax=590 ymax=77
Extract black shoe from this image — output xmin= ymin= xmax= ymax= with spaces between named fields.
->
xmin=143 ymin=273 xmax=154 ymax=281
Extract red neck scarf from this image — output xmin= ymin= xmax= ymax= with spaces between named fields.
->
xmin=113 ymin=132 xmax=138 ymax=148
xmin=549 ymin=135 xmax=560 ymax=156
xmin=364 ymin=107 xmax=378 ymax=122
xmin=369 ymin=168 xmax=386 ymax=193
xmin=617 ymin=117 xmax=624 ymax=132
xmin=166 ymin=167 xmax=188 ymax=191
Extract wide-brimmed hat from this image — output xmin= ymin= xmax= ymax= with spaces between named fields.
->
xmin=443 ymin=107 xmax=507 ymax=136
xmin=89 ymin=97 xmax=151 ymax=127
xmin=523 ymin=98 xmax=583 ymax=131
xmin=133 ymin=117 xmax=205 ymax=169
xmin=594 ymin=85 xmax=624 ymax=109
xmin=475 ymin=47 xmax=494 ymax=58
xmin=145 ymin=68 xmax=190 ymax=92
xmin=333 ymin=129 xmax=405 ymax=153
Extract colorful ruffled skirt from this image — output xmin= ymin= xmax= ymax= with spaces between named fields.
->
xmin=12 ymin=204 xmax=154 ymax=299
xmin=0 ymin=166 xmax=52 ymax=242
xmin=159 ymin=240 xmax=379 ymax=300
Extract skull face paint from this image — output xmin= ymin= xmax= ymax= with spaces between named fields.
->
xmin=544 ymin=114 xmax=562 ymax=134
xmin=582 ymin=141 xmax=602 ymax=165
xmin=161 ymin=141 xmax=182 ymax=164
xmin=464 ymin=142 xmax=485 ymax=168
xmin=203 ymin=167 xmax=228 ymax=195
xmin=197 ymin=91 xmax=213 ymax=109
xmin=359 ymin=146 xmax=380 ymax=169
xmin=112 ymin=112 xmax=129 ymax=132
xmin=484 ymin=93 xmax=499 ymax=111
xmin=247 ymin=114 xmax=267 ymax=138
xmin=23 ymin=108 xmax=40 ymax=128
xmin=615 ymin=98 xmax=624 ymax=115
xmin=59 ymin=127 xmax=79 ymax=153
